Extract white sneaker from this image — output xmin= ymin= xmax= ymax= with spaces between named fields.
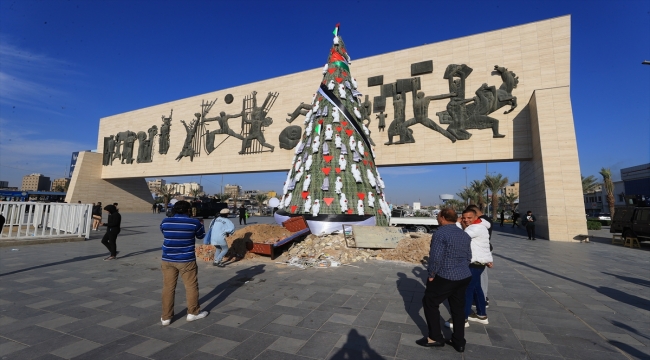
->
xmin=445 ymin=319 xmax=469 ymax=328
xmin=186 ymin=311 xmax=208 ymax=322
xmin=468 ymin=313 xmax=489 ymax=324
xmin=161 ymin=318 xmax=171 ymax=326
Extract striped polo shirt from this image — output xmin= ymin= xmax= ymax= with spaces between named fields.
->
xmin=160 ymin=214 xmax=205 ymax=262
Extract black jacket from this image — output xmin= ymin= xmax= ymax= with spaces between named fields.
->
xmin=104 ymin=205 xmax=121 ymax=230
xmin=92 ymin=205 xmax=102 ymax=216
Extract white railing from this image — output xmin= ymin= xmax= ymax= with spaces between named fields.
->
xmin=0 ymin=202 xmax=93 ymax=240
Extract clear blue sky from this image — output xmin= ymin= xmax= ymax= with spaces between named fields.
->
xmin=1 ymin=0 xmax=648 ymax=205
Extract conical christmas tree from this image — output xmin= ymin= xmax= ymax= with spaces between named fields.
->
xmin=276 ymin=25 xmax=390 ymax=233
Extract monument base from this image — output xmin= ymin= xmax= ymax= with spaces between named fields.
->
xmin=65 ymin=152 xmax=153 ymax=212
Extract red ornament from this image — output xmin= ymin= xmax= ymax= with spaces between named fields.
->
xmin=364 ymin=151 xmax=369 ymax=157
xmin=291 ymin=205 xmax=297 ymax=214
xmin=341 ymin=121 xmax=348 ymax=127
xmin=323 ymin=155 xmax=333 ymax=163
xmin=328 ymin=68 xmax=335 ymax=74
xmin=347 ymin=209 xmax=353 ymax=214
xmin=318 ymin=96 xmax=323 ymax=101
xmin=301 ymin=191 xmax=309 ymax=199
xmin=335 ymin=77 xmax=343 ymax=83
xmin=335 ymin=168 xmax=341 ymax=174
xmin=378 ymin=209 xmax=383 ymax=214
xmin=345 ymin=129 xmax=353 ymax=136
xmin=357 ymin=193 xmax=365 ymax=200
xmin=363 ymin=160 xmax=368 ymax=165
xmin=342 ymin=71 xmax=348 ymax=77
xmin=322 ymin=168 xmax=331 ymax=176
xmin=336 ymin=126 xmax=342 ymax=132
xmin=323 ymin=198 xmax=334 ymax=206
xmin=318 ymin=119 xmax=324 ymax=124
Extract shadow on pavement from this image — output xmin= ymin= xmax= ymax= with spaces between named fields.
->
xmin=601 ymin=272 xmax=650 ymax=288
xmin=329 ymin=329 xmax=386 ymax=360
xmin=396 ymin=269 xmax=428 ymax=335
xmin=199 ymin=264 xmax=266 ymax=313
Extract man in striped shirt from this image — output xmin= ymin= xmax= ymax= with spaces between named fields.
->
xmin=159 ymin=200 xmax=208 ymax=325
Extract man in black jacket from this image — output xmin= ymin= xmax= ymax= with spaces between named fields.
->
xmin=101 ymin=205 xmax=121 ymax=260
xmin=92 ymin=202 xmax=102 ymax=231
xmin=238 ymin=205 xmax=247 ymax=225
xmin=524 ymin=210 xmax=536 ymax=240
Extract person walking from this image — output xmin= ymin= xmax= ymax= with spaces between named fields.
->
xmin=511 ymin=210 xmax=520 ymax=228
xmin=524 ymin=210 xmax=537 ymax=240
xmin=238 ymin=204 xmax=247 ymax=225
xmin=92 ymin=202 xmax=102 ymax=231
xmin=206 ymin=208 xmax=236 ymax=267
xmin=446 ymin=208 xmax=493 ymax=329
xmin=152 ymin=203 xmax=158 ymax=214
xmin=159 ymin=200 xmax=208 ymax=326
xmin=417 ymin=208 xmax=471 ymax=353
xmin=100 ymin=204 xmax=121 ymax=260
xmin=500 ymin=210 xmax=505 ymax=227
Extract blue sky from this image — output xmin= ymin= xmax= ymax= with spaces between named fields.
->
xmin=1 ymin=0 xmax=648 ymax=205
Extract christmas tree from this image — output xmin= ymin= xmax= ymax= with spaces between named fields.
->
xmin=276 ymin=25 xmax=390 ymax=231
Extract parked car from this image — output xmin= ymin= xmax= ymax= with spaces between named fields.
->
xmin=610 ymin=205 xmax=650 ymax=242
xmin=389 ymin=209 xmax=438 ymax=233
xmin=596 ymin=213 xmax=611 ymax=221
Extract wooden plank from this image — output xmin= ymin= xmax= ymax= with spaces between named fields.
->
xmin=349 ymin=226 xmax=404 ymax=249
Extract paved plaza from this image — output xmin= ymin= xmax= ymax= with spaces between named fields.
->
xmin=0 ymin=213 xmax=648 ymax=360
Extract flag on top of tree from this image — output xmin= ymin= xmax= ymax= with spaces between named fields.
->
xmin=276 ymin=25 xmax=390 ymax=230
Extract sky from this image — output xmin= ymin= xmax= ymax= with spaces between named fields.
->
xmin=0 ymin=0 xmax=648 ymax=205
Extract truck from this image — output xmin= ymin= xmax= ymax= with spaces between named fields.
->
xmin=610 ymin=196 xmax=650 ymax=242
xmin=389 ymin=209 xmax=439 ymax=233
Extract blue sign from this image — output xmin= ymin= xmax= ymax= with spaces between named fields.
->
xmin=69 ymin=152 xmax=79 ymax=178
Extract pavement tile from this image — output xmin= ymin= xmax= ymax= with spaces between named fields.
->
xmin=70 ymin=323 xmax=130 ymax=344
xmin=3 ymin=325 xmax=64 ymax=346
xmin=377 ymin=320 xmax=423 ymax=336
xmin=272 ymin=314 xmax=304 ymax=326
xmin=98 ymin=315 xmax=138 ymax=329
xmin=135 ymin=324 xmax=194 ymax=343
xmin=225 ymin=332 xmax=278 ymax=360
xmin=80 ymin=299 xmax=112 ymax=308
xmin=297 ymin=330 xmax=341 ymax=359
xmin=110 ymin=287 xmax=138 ymax=294
xmin=485 ymin=326 xmax=525 ymax=350
xmin=130 ymin=299 xmax=159 ymax=308
xmin=328 ymin=313 xmax=357 ymax=325
xmin=336 ymin=289 xmax=357 ymax=296
xmin=368 ymin=328 xmax=400 ymax=357
xmin=70 ymin=334 xmax=150 ymax=360
xmin=262 ymin=323 xmax=316 ymax=340
xmin=150 ymin=333 xmax=214 ymax=360
xmin=0 ymin=341 xmax=28 ymax=357
xmin=256 ymin=349 xmax=314 ymax=360
xmin=126 ymin=338 xmax=172 ymax=357
xmin=50 ymin=339 xmax=101 ymax=359
xmin=198 ymin=337 xmax=241 ymax=356
xmin=267 ymin=336 xmax=307 ymax=354
xmin=461 ymin=343 xmax=527 ymax=359
xmin=216 ymin=315 xmax=250 ymax=327
xmin=395 ymin=342 xmax=461 ymax=360
xmin=512 ymin=328 xmax=550 ymax=344
xmin=352 ymin=309 xmax=383 ymax=328
xmin=21 ymin=286 xmax=51 ymax=295
xmin=27 ymin=299 xmax=63 ymax=309
xmin=36 ymin=315 xmax=78 ymax=329
xmin=519 ymin=340 xmax=563 ymax=357
xmin=200 ymin=324 xmax=256 ymax=342
xmin=553 ymin=344 xmax=628 ymax=360
xmin=296 ymin=310 xmax=333 ymax=330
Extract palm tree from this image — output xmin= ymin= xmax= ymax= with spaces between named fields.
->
xmin=484 ymin=174 xmax=509 ymax=220
xmin=444 ymin=199 xmax=465 ymax=212
xmin=255 ymin=193 xmax=268 ymax=206
xmin=189 ymin=188 xmax=201 ymax=199
xmin=501 ymin=192 xmax=518 ymax=212
xmin=213 ymin=193 xmax=225 ymax=202
xmin=599 ymin=168 xmax=615 ymax=218
xmin=581 ymin=175 xmax=600 ymax=193
xmin=456 ymin=188 xmax=476 ymax=206
xmin=470 ymin=180 xmax=487 ymax=212
xmin=158 ymin=185 xmax=174 ymax=211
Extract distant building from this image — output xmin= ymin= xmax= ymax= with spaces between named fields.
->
xmin=584 ymin=181 xmax=625 ymax=217
xmin=166 ymin=182 xmax=202 ymax=196
xmin=22 ymin=173 xmax=51 ymax=191
xmin=225 ymin=184 xmax=241 ymax=199
xmin=0 ymin=181 xmax=8 ymax=188
xmin=51 ymin=178 xmax=70 ymax=192
xmin=621 ymin=163 xmax=650 ymax=196
xmin=148 ymin=179 xmax=166 ymax=195
xmin=504 ymin=182 xmax=519 ymax=197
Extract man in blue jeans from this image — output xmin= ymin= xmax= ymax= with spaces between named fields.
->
xmin=206 ymin=208 xmax=235 ymax=267
xmin=418 ymin=208 xmax=472 ymax=353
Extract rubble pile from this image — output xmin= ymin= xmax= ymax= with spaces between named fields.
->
xmin=380 ymin=232 xmax=431 ymax=264
xmin=280 ymin=233 xmax=382 ymax=263
xmin=196 ymin=224 xmax=292 ymax=262
xmin=197 ymin=224 xmax=432 ymax=265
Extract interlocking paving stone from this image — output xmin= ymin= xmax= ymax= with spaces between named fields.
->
xmin=225 ymin=332 xmax=278 ymax=360
xmin=296 ymin=330 xmax=341 ymax=359
xmin=267 ymin=336 xmax=307 ymax=354
xmin=261 ymin=323 xmax=316 ymax=340
xmin=98 ymin=315 xmax=138 ymax=329
xmin=110 ymin=286 xmax=138 ymax=294
xmin=126 ymin=338 xmax=172 ymax=357
xmin=275 ymin=298 xmax=301 ymax=307
xmin=336 ymin=288 xmax=357 ymax=296
xmin=26 ymin=299 xmax=62 ymax=309
xmin=216 ymin=315 xmax=250 ymax=327
xmin=80 ymin=299 xmax=112 ymax=308
xmin=50 ymin=339 xmax=101 ymax=359
xmin=21 ymin=286 xmax=51 ymax=294
xmin=198 ymin=338 xmax=241 ymax=357
xmin=512 ymin=328 xmax=550 ymax=344
xmin=0 ymin=341 xmax=28 ymax=357
xmin=36 ymin=315 xmax=78 ymax=329
xmin=272 ymin=314 xmax=304 ymax=326
xmin=200 ymin=324 xmax=256 ymax=342
xmin=130 ymin=299 xmax=160 ymax=308
xmin=150 ymin=333 xmax=214 ymax=360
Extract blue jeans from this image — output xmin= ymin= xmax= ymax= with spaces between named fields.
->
xmin=465 ymin=267 xmax=487 ymax=317
xmin=213 ymin=236 xmax=229 ymax=263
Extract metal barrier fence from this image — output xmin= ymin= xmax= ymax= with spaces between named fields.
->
xmin=0 ymin=202 xmax=93 ymax=240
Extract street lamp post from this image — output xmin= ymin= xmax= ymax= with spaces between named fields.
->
xmin=462 ymin=167 xmax=469 ymax=205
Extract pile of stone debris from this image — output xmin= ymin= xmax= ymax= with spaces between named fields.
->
xmin=278 ymin=231 xmax=431 ymax=265
xmin=197 ymin=223 xmax=432 ymax=265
